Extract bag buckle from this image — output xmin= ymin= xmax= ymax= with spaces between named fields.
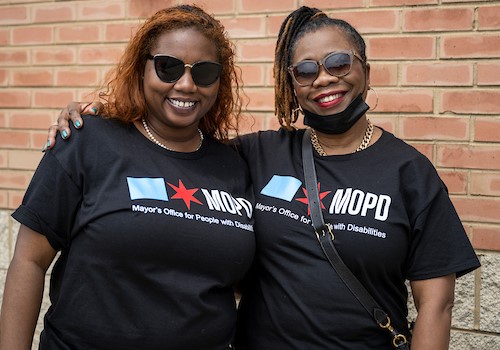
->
xmin=378 ymin=316 xmax=408 ymax=348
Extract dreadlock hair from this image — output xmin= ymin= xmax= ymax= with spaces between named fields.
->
xmin=274 ymin=6 xmax=367 ymax=130
xmin=96 ymin=5 xmax=241 ymax=141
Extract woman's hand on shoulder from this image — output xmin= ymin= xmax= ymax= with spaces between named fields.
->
xmin=43 ymin=101 xmax=103 ymax=152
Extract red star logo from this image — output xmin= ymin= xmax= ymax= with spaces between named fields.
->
xmin=167 ymin=179 xmax=202 ymax=210
xmin=296 ymin=182 xmax=331 ymax=215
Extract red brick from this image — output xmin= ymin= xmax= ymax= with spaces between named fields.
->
xmin=105 ymin=23 xmax=138 ymax=42
xmin=470 ymin=172 xmax=500 ymax=196
xmin=77 ymin=90 xmax=100 ymax=102
xmin=265 ymin=65 xmax=275 ymax=87
xmin=371 ymin=0 xmax=436 ymax=5
xmin=441 ymin=90 xmax=500 ymax=115
xmin=239 ymin=64 xmax=266 ymax=86
xmin=267 ymin=15 xmax=288 ymax=37
xmin=453 ymin=197 xmax=499 ymax=224
xmin=1 ymin=170 xmax=32 ymax=190
xmin=475 ymin=118 xmax=500 ymax=143
xmin=78 ymin=2 xmax=125 ymax=20
xmin=241 ymin=88 xmax=275 ymax=111
xmin=33 ymin=48 xmax=76 ymax=65
xmin=441 ymin=35 xmax=500 ymax=58
xmin=237 ymin=40 xmax=275 ymax=62
xmin=471 ymin=227 xmax=500 ymax=251
xmin=0 ymin=6 xmax=28 ymax=25
xmin=239 ymin=0 xmax=296 ymax=13
xmin=56 ymin=24 xmax=101 ymax=43
xmin=0 ymin=150 xmax=7 ymax=167
xmin=477 ymin=63 xmax=500 ymax=86
xmin=128 ymin=0 xmax=180 ymax=18
xmin=437 ymin=145 xmax=500 ymax=170
xmin=402 ymin=63 xmax=472 ymax=86
xmin=438 ymin=169 xmax=468 ymax=194
xmin=0 ymin=131 xmax=30 ymax=148
xmin=400 ymin=117 xmax=469 ymax=141
xmin=303 ymin=0 xmax=365 ymax=9
xmin=368 ymin=63 xmax=398 ymax=87
xmin=79 ymin=46 xmax=125 ymax=64
xmin=237 ymin=113 xmax=267 ymax=135
xmin=0 ymin=28 xmax=10 ymax=46
xmin=183 ymin=0 xmax=235 ymax=14
xmin=11 ymin=69 xmax=53 ymax=87
xmin=12 ymin=26 xmax=53 ymax=45
xmin=8 ymin=150 xmax=43 ymax=170
xmin=0 ymin=91 xmax=31 ymax=108
xmin=56 ymin=68 xmax=100 ymax=87
xmin=0 ymin=111 xmax=6 ymax=128
xmin=0 ymin=50 xmax=29 ymax=66
xmin=9 ymin=189 xmax=25 ymax=209
xmin=32 ymin=130 xmax=51 ymax=150
xmin=377 ymin=90 xmax=433 ymax=113
xmin=478 ymin=6 xmax=500 ymax=30
xmin=33 ymin=90 xmax=76 ymax=109
xmin=33 ymin=4 xmax=75 ymax=23
xmin=404 ymin=8 xmax=473 ymax=32
xmin=0 ymin=69 xmax=8 ymax=86
xmin=368 ymin=36 xmax=435 ymax=59
xmin=10 ymin=111 xmax=54 ymax=130
xmin=335 ymin=10 xmax=399 ymax=33
xmin=221 ymin=17 xmax=266 ymax=39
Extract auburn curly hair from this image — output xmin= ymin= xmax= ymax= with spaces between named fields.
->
xmin=97 ymin=5 xmax=241 ymax=141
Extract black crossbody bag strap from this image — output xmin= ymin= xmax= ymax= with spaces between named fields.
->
xmin=302 ymin=129 xmax=410 ymax=350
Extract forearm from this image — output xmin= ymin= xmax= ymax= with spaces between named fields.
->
xmin=0 ymin=258 xmax=47 ymax=350
xmin=410 ymin=274 xmax=456 ymax=350
xmin=410 ymin=303 xmax=452 ymax=350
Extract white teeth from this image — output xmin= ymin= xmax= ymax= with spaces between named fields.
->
xmin=318 ymin=93 xmax=342 ymax=103
xmin=168 ymin=98 xmax=196 ymax=108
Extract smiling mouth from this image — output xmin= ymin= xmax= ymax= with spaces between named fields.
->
xmin=316 ymin=92 xmax=343 ymax=104
xmin=167 ymin=98 xmax=196 ymax=108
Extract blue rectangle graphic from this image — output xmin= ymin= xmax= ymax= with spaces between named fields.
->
xmin=127 ymin=177 xmax=169 ymax=201
xmin=260 ymin=175 xmax=302 ymax=202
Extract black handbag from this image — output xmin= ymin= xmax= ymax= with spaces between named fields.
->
xmin=302 ymin=128 xmax=410 ymax=350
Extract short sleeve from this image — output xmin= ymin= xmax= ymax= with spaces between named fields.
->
xmin=405 ymin=186 xmax=480 ymax=280
xmin=12 ymin=150 xmax=82 ymax=251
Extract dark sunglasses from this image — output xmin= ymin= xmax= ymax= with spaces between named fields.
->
xmin=147 ymin=54 xmax=222 ymax=87
xmin=288 ymin=50 xmax=363 ymax=86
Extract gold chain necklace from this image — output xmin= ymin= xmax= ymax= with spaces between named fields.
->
xmin=310 ymin=120 xmax=373 ymax=156
xmin=142 ymin=117 xmax=203 ymax=152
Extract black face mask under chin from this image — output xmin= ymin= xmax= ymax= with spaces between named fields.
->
xmin=303 ymin=94 xmax=369 ymax=134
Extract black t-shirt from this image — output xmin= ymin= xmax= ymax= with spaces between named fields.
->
xmin=234 ymin=128 xmax=480 ymax=350
xmin=12 ymin=115 xmax=255 ymax=350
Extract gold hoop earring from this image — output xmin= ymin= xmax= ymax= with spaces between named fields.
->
xmin=368 ymin=86 xmax=379 ymax=111
xmin=292 ymin=106 xmax=303 ymax=115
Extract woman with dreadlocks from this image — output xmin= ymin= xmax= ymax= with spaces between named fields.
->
xmin=43 ymin=5 xmax=479 ymax=350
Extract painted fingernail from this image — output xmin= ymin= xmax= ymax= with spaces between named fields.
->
xmin=42 ymin=145 xmax=46 ymax=152
xmin=47 ymin=140 xmax=51 ymax=148
xmin=75 ymin=120 xmax=81 ymax=128
xmin=91 ymin=107 xmax=98 ymax=114
xmin=62 ymin=130 xmax=68 ymax=139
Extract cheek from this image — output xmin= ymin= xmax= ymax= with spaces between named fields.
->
xmin=293 ymin=85 xmax=309 ymax=106
xmin=203 ymin=82 xmax=220 ymax=107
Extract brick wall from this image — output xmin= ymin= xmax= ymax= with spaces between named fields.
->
xmin=1 ymin=0 xmax=499 ymax=348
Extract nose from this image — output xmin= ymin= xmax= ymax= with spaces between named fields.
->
xmin=173 ymin=66 xmax=197 ymax=92
xmin=312 ymin=64 xmax=339 ymax=87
